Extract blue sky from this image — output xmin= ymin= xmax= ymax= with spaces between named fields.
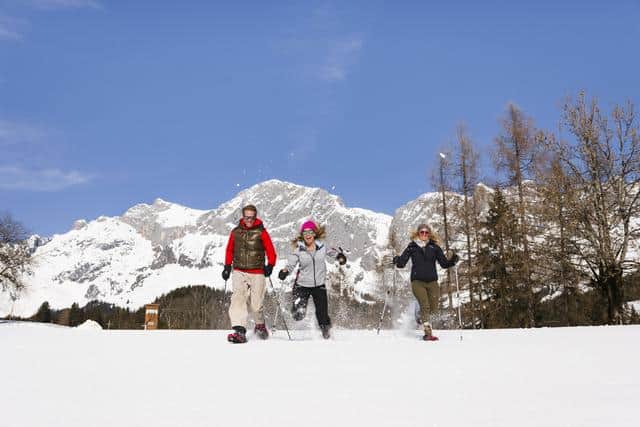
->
xmin=1 ymin=0 xmax=639 ymax=236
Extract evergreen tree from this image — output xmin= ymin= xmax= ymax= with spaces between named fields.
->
xmin=478 ymin=188 xmax=529 ymax=327
xmin=68 ymin=302 xmax=85 ymax=327
xmin=34 ymin=301 xmax=52 ymax=323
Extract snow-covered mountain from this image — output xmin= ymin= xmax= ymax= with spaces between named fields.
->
xmin=1 ymin=180 xmax=393 ymax=317
xmin=8 ymin=178 xmax=633 ymax=318
xmin=389 ymin=182 xmax=495 ymax=254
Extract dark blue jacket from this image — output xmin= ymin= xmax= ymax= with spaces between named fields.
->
xmin=395 ymin=240 xmax=456 ymax=283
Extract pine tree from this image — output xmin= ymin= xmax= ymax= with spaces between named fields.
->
xmin=478 ymin=188 xmax=528 ymax=327
xmin=68 ymin=302 xmax=85 ymax=327
xmin=34 ymin=301 xmax=52 ymax=323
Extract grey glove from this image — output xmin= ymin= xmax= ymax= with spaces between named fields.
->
xmin=381 ymin=255 xmax=395 ymax=267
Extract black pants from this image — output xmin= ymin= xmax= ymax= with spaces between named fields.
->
xmin=291 ymin=284 xmax=331 ymax=327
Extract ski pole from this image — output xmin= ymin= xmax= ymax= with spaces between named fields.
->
xmin=273 ymin=308 xmax=279 ymax=333
xmin=222 ymin=279 xmax=229 ymax=308
xmin=221 ymin=279 xmax=229 ymax=328
xmin=454 ymin=264 xmax=463 ymax=341
xmin=377 ymin=266 xmax=396 ymax=335
xmin=268 ymin=277 xmax=292 ymax=340
xmin=273 ymin=294 xmax=280 ymax=334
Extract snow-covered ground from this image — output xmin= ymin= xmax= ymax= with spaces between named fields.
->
xmin=1 ymin=322 xmax=638 ymax=427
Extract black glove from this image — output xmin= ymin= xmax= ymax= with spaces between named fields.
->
xmin=264 ymin=264 xmax=274 ymax=277
xmin=392 ymin=256 xmax=399 ymax=266
xmin=278 ymin=269 xmax=289 ymax=280
xmin=222 ymin=264 xmax=232 ymax=281
xmin=450 ymin=253 xmax=459 ymax=264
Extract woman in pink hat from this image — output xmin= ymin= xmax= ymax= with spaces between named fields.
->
xmin=278 ymin=220 xmax=347 ymax=339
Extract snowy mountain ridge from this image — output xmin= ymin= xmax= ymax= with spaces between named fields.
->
xmin=1 ymin=180 xmax=396 ymax=317
xmin=6 ymin=178 xmax=634 ymax=318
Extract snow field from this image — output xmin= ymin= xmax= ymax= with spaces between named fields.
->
xmin=1 ymin=323 xmax=638 ymax=427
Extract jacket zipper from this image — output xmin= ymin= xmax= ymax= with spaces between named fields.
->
xmin=312 ymin=249 xmax=317 ymax=287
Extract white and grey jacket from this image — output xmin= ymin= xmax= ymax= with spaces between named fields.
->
xmin=285 ymin=240 xmax=340 ymax=288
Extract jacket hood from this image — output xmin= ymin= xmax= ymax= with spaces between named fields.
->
xmin=296 ymin=240 xmax=324 ymax=252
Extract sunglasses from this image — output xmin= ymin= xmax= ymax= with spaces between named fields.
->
xmin=419 ymin=230 xmax=430 ymax=235
xmin=302 ymin=230 xmax=316 ymax=236
xmin=243 ymin=216 xmax=256 ymax=221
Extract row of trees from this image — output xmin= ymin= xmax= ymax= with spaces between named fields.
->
xmin=32 ymin=300 xmax=146 ymax=328
xmin=433 ymin=92 xmax=640 ymax=327
xmin=28 ymin=284 xmax=388 ymax=330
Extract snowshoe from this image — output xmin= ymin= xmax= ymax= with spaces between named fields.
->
xmin=422 ymin=322 xmax=438 ymax=341
xmin=320 ymin=325 xmax=331 ymax=339
xmin=227 ymin=326 xmax=247 ymax=344
xmin=254 ymin=323 xmax=269 ymax=340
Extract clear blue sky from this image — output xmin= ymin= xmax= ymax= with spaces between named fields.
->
xmin=2 ymin=0 xmax=639 ymax=236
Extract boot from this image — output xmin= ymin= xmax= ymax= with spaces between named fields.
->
xmin=254 ymin=323 xmax=269 ymax=340
xmin=423 ymin=322 xmax=439 ymax=341
xmin=320 ymin=324 xmax=331 ymax=339
xmin=227 ymin=326 xmax=247 ymax=344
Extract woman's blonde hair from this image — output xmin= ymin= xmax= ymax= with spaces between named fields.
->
xmin=409 ymin=223 xmax=441 ymax=245
xmin=291 ymin=224 xmax=327 ymax=247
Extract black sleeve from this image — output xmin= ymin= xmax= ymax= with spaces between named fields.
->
xmin=395 ymin=245 xmax=413 ymax=268
xmin=435 ymin=245 xmax=455 ymax=268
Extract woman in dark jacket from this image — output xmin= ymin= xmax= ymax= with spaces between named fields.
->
xmin=393 ymin=223 xmax=458 ymax=341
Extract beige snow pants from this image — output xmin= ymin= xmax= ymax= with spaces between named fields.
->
xmin=228 ymin=270 xmax=267 ymax=328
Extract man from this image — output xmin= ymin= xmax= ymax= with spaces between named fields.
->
xmin=222 ymin=204 xmax=276 ymax=344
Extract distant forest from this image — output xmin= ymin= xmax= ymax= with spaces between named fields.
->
xmin=15 ymin=274 xmax=640 ymax=329
xmin=20 ymin=284 xmax=388 ymax=330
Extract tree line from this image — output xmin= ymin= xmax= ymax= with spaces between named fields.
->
xmin=23 ymin=285 xmax=388 ymax=330
xmin=431 ymin=91 xmax=640 ymax=327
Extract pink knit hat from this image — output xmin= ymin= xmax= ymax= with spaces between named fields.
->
xmin=300 ymin=220 xmax=317 ymax=232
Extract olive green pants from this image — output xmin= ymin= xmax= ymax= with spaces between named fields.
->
xmin=411 ymin=280 xmax=440 ymax=325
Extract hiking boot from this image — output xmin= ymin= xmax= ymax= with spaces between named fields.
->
xmin=227 ymin=326 xmax=247 ymax=344
xmin=254 ymin=323 xmax=269 ymax=340
xmin=423 ymin=322 xmax=438 ymax=341
xmin=320 ymin=324 xmax=331 ymax=339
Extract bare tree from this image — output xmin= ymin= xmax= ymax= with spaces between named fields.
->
xmin=432 ymin=150 xmax=454 ymax=309
xmin=451 ymin=124 xmax=481 ymax=327
xmin=547 ymin=92 xmax=640 ymax=323
xmin=535 ymin=148 xmax=585 ymax=325
xmin=494 ymin=104 xmax=541 ymax=327
xmin=0 ymin=213 xmax=32 ymax=306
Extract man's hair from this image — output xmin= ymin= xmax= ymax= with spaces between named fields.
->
xmin=242 ymin=204 xmax=258 ymax=216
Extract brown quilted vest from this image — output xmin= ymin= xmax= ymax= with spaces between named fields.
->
xmin=232 ymin=224 xmax=265 ymax=270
